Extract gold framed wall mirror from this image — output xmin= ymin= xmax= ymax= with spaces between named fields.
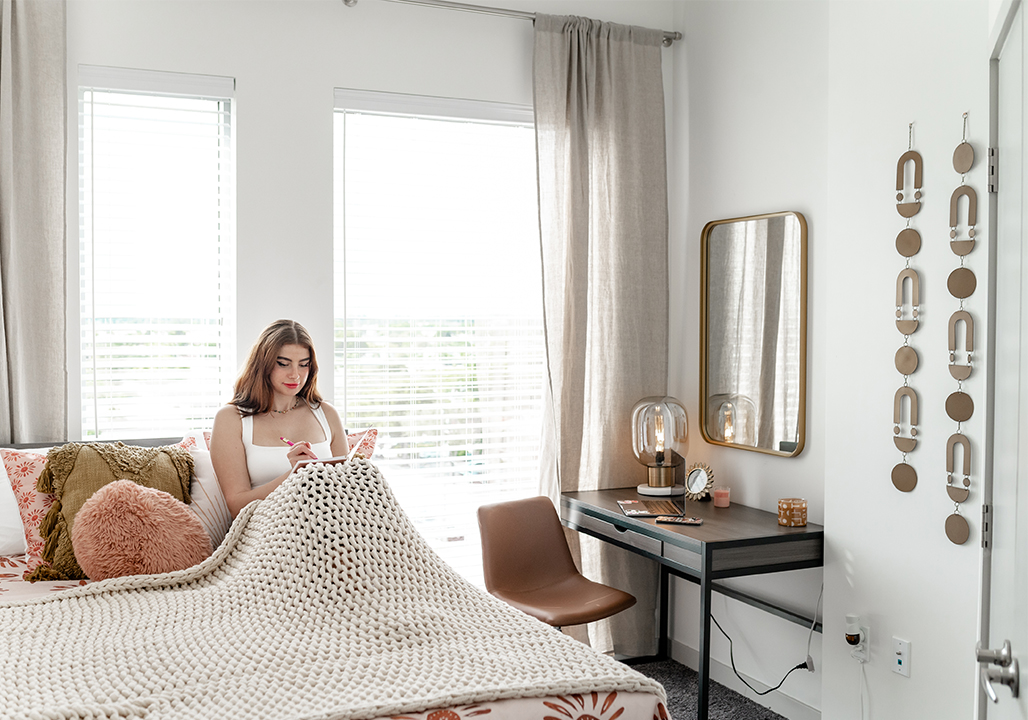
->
xmin=700 ymin=211 xmax=808 ymax=456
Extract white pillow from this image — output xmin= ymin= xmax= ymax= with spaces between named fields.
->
xmin=182 ymin=435 xmax=232 ymax=548
xmin=0 ymin=456 xmax=27 ymax=555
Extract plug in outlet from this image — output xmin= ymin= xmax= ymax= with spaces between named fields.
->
xmin=851 ymin=625 xmax=870 ymax=662
xmin=893 ymin=637 xmax=910 ymax=677
xmin=845 ymin=615 xmax=870 ymax=663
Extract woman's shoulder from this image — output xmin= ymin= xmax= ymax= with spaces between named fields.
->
xmin=214 ymin=404 xmax=244 ymax=426
xmin=312 ymin=401 xmax=344 ymax=427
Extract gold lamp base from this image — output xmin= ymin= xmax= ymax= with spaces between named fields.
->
xmin=647 ymin=466 xmax=677 ymax=487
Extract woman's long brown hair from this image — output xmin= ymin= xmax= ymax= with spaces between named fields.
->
xmin=230 ymin=319 xmax=323 ymax=416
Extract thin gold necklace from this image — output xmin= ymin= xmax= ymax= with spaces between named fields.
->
xmin=270 ymin=398 xmax=300 ymax=415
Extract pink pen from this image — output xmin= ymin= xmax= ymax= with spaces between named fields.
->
xmin=280 ymin=436 xmax=295 ymax=446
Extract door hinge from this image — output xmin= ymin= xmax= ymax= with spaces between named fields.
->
xmin=989 ymin=148 xmax=999 ymax=193
xmin=982 ymin=503 xmax=992 ymax=549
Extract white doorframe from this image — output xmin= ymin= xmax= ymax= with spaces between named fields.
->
xmin=981 ymin=1 xmax=1027 ymax=716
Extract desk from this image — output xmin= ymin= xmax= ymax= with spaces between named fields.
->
xmin=560 ymin=487 xmax=824 ymax=720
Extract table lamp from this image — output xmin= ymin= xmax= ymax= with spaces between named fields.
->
xmin=631 ymin=396 xmax=689 ymax=496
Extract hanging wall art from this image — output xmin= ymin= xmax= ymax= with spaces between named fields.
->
xmin=945 ymin=113 xmax=977 ymax=545
xmin=893 ymin=123 xmax=922 ymax=493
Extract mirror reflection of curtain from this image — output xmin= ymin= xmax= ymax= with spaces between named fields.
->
xmin=0 ymin=0 xmax=67 ymax=443
xmin=534 ymin=14 xmax=667 ymax=656
xmin=707 ymin=215 xmax=800 ymax=450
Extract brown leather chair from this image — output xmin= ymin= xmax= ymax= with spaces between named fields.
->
xmin=477 ymin=496 xmax=636 ymax=627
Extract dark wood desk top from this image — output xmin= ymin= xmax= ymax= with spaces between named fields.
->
xmin=562 ymin=487 xmax=823 ymax=551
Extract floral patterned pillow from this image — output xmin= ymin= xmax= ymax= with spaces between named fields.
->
xmin=1 ymin=449 xmax=54 ymax=576
xmin=347 ymin=428 xmax=377 ymax=459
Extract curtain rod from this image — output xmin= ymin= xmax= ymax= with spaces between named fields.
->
xmin=343 ymin=0 xmax=683 ymax=46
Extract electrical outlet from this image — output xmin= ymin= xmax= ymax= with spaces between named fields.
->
xmin=893 ymin=637 xmax=910 ymax=677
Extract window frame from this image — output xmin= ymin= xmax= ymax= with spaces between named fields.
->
xmin=332 ymin=88 xmax=544 ymax=586
xmin=71 ymin=65 xmax=237 ymax=441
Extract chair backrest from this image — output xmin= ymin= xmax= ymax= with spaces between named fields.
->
xmin=477 ymin=496 xmax=579 ymax=594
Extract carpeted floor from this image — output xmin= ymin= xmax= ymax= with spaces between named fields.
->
xmin=630 ymin=659 xmax=786 ymax=720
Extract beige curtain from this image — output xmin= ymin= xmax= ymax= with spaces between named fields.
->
xmin=534 ymin=14 xmax=669 ymax=656
xmin=0 ymin=0 xmax=67 ymax=443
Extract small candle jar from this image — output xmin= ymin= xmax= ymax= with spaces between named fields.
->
xmin=713 ymin=486 xmax=731 ymax=508
xmin=778 ymin=498 xmax=807 ymax=527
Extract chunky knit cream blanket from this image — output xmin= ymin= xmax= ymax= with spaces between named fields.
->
xmin=0 ymin=460 xmax=664 ymax=720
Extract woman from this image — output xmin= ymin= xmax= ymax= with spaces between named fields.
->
xmin=211 ymin=319 xmax=349 ymax=517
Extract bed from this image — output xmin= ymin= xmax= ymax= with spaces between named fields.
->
xmin=0 ymin=438 xmax=668 ymax=720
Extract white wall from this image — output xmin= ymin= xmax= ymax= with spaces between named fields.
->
xmin=824 ymin=2 xmax=990 ymax=718
xmin=669 ymin=1 xmax=992 ymax=719
xmin=668 ymin=2 xmax=829 ymax=716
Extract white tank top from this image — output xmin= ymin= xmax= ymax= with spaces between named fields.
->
xmin=241 ymin=404 xmax=334 ymax=489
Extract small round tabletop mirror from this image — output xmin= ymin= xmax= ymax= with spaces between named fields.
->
xmin=685 ymin=463 xmax=714 ymax=501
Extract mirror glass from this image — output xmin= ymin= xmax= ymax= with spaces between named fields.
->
xmin=701 ymin=211 xmax=807 ymax=456
xmin=686 ymin=468 xmax=709 ymax=493
xmin=684 ymin=464 xmax=713 ymax=501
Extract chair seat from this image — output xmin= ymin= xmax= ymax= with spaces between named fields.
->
xmin=490 ymin=574 xmax=637 ymax=627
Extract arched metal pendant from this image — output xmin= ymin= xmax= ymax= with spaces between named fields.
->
xmin=949 ymin=311 xmax=974 ymax=380
xmin=896 ymin=268 xmax=920 ymax=335
xmin=896 ymin=150 xmax=923 ymax=218
xmin=894 ymin=387 xmax=918 ymax=453
xmin=946 ymin=433 xmax=971 ymax=504
xmin=949 ymin=186 xmax=978 ymax=256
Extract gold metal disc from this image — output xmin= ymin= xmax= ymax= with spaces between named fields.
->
xmin=953 ymin=142 xmax=974 ymax=174
xmin=946 ymin=391 xmax=974 ymax=422
xmin=896 ymin=228 xmax=921 ymax=257
xmin=896 ymin=346 xmax=919 ymax=375
xmin=892 ymin=463 xmax=917 ymax=492
xmin=946 ymin=513 xmax=970 ymax=545
xmin=948 ymin=268 xmax=977 ymax=299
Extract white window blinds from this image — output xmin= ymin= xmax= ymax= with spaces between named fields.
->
xmin=78 ymin=66 xmax=235 ymax=440
xmin=334 ymin=90 xmax=543 ymax=586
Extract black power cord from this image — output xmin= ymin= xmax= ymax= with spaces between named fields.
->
xmin=710 ymin=614 xmax=808 ymax=696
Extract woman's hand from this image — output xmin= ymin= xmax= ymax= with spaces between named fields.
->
xmin=287 ymin=441 xmax=319 ymax=469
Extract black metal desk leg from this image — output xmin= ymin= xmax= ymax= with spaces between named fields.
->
xmin=657 ymin=564 xmax=670 ymax=658
xmin=696 ymin=573 xmax=713 ymax=720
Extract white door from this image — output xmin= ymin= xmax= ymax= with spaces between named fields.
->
xmin=983 ymin=1 xmax=1028 ymax=716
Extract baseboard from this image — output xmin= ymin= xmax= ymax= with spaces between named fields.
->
xmin=669 ymin=639 xmax=821 ymax=720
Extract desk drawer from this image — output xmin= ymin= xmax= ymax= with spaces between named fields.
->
xmin=662 ymin=542 xmax=702 ymax=571
xmin=571 ymin=512 xmax=663 ymax=556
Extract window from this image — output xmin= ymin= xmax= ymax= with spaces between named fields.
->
xmin=78 ymin=66 xmax=235 ymax=440
xmin=334 ymin=90 xmax=543 ymax=586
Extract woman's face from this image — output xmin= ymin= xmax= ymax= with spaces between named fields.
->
xmin=269 ymin=343 xmax=311 ymax=396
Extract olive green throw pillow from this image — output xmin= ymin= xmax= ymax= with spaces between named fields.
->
xmin=26 ymin=443 xmax=193 ymax=582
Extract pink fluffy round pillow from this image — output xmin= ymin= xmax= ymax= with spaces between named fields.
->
xmin=72 ymin=479 xmax=213 ymax=581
